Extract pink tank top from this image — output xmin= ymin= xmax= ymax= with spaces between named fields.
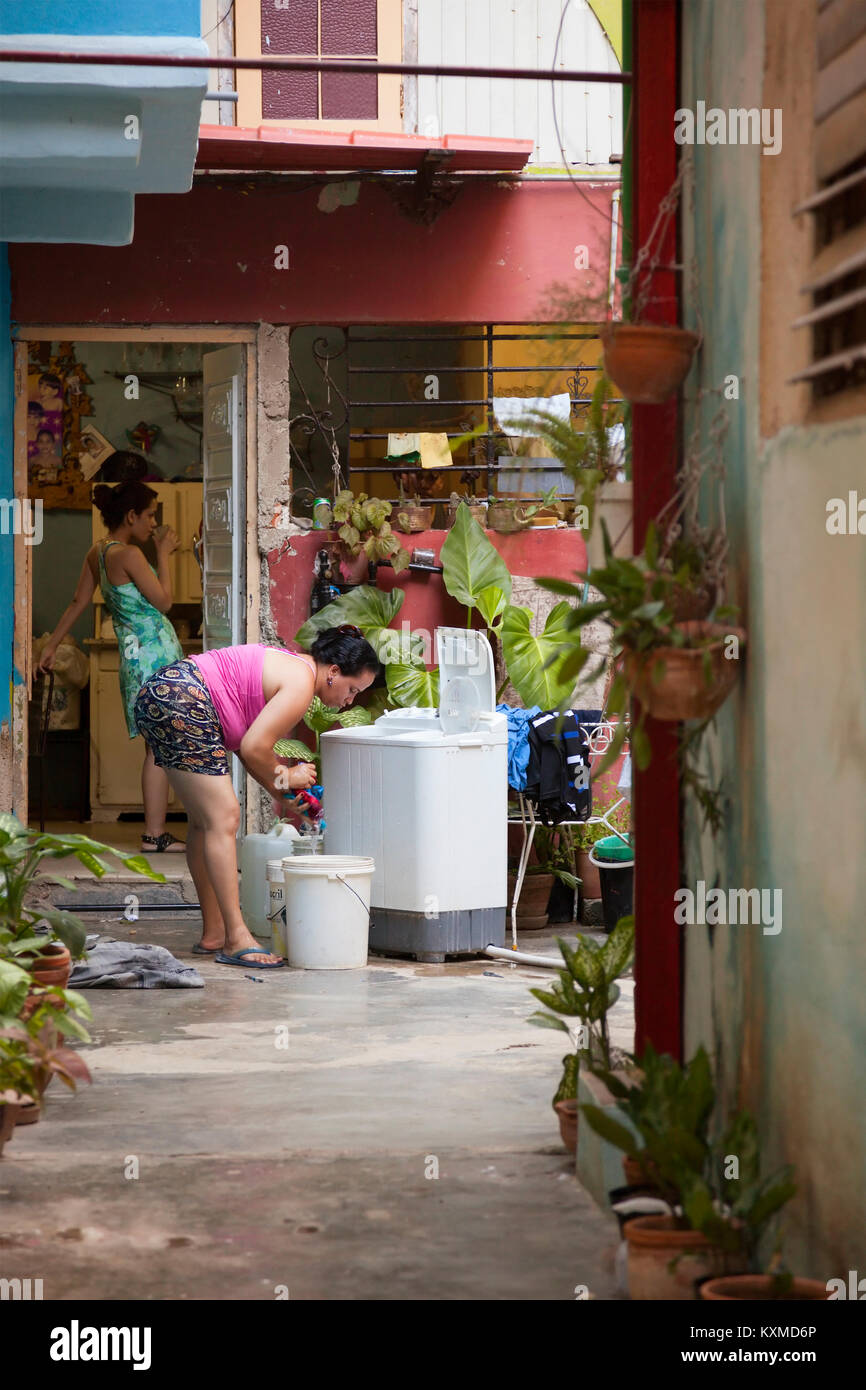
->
xmin=190 ymin=645 xmax=315 ymax=751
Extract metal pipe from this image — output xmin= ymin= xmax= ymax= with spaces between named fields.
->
xmin=484 ymin=945 xmax=561 ymax=969
xmin=0 ymin=49 xmax=632 ymax=84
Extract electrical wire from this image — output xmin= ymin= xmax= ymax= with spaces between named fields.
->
xmin=202 ymin=0 xmax=234 ymax=44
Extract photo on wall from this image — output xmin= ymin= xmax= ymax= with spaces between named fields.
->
xmin=26 ymin=341 xmax=95 ymax=510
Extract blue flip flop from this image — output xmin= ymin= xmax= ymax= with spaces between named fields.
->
xmin=215 ymin=947 xmax=286 ymax=969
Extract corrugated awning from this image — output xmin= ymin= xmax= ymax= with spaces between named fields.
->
xmin=195 ymin=123 xmax=533 ymax=174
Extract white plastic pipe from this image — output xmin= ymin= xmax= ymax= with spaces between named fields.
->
xmin=484 ymin=944 xmax=561 ymax=969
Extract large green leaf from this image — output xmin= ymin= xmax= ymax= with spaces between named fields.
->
xmin=29 ymin=908 xmax=88 ymax=959
xmin=386 ymin=663 xmax=440 ymax=708
xmin=440 ymin=503 xmax=512 ymax=610
xmin=476 ymin=585 xmax=508 ymax=630
xmin=579 ymin=1103 xmax=640 ymax=1158
xmin=295 ymin=585 xmax=404 ymax=663
xmin=0 ymin=958 xmax=31 ymax=1022
xmin=304 ymin=697 xmax=372 ymax=737
xmin=500 ymin=602 xmax=576 ymax=709
xmin=273 ymin=738 xmax=316 ymax=762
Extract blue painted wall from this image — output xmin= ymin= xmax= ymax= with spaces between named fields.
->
xmin=0 ymin=1 xmax=201 ymax=37
xmin=0 ymin=244 xmax=13 ymax=726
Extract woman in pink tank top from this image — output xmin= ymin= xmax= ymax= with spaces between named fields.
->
xmin=134 ymin=626 xmax=379 ymax=967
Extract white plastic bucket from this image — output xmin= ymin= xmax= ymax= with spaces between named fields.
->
xmin=266 ymin=859 xmax=288 ymax=959
xmin=280 ymin=854 xmax=374 ymax=969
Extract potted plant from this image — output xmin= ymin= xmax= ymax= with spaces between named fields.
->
xmin=527 ymin=916 xmax=634 ymax=1154
xmin=532 ymin=825 xmax=581 ymax=925
xmin=394 ymin=496 xmax=435 ymax=534
xmin=445 ymin=491 xmax=488 ymax=528
xmin=332 ymin=490 xmax=410 ymax=579
xmin=0 ymin=814 xmax=165 ymax=988
xmin=0 ymin=1028 xmax=92 ymax=1133
xmin=540 ymin=519 xmax=746 ymax=767
xmin=0 ymin=954 xmax=93 ymax=1125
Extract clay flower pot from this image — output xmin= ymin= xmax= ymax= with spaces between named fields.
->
xmin=554 ymin=1098 xmax=578 ymax=1154
xmin=27 ymin=941 xmax=72 ymax=990
xmin=0 ymin=1093 xmax=26 ymax=1155
xmin=394 ymin=503 xmax=435 ymax=534
xmin=700 ymin=1275 xmax=830 ymax=1301
xmin=488 ymin=501 xmax=530 ymax=534
xmin=576 ymin=848 xmax=601 ymax=900
xmin=13 ymin=1097 xmax=41 ymax=1127
xmin=625 ymin=1214 xmax=744 ymax=1300
xmin=507 ymin=871 xmax=554 ymax=931
xmin=624 ymin=622 xmax=747 ymax=722
xmin=600 ymin=323 xmax=700 ymax=404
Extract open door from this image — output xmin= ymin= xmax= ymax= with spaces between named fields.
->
xmin=202 ymin=346 xmax=246 ymax=810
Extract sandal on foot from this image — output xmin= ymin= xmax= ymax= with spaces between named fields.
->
xmin=215 ymin=947 xmax=285 ymax=969
xmin=142 ymin=833 xmax=187 ymax=854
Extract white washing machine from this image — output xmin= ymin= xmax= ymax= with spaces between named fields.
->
xmin=321 ymin=627 xmax=508 ymax=961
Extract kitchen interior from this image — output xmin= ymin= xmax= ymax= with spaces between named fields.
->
xmin=29 ymin=338 xmax=222 ymax=842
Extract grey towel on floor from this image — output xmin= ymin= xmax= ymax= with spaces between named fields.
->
xmin=71 ymin=934 xmax=204 ymax=989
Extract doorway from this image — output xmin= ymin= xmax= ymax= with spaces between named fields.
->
xmin=14 ymin=328 xmax=252 ymax=849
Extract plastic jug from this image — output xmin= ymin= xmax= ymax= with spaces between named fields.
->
xmin=240 ymin=821 xmax=300 ymax=941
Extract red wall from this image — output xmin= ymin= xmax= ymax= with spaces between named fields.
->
xmin=10 ymin=180 xmax=615 ymax=325
xmin=268 ymin=526 xmax=588 ymax=648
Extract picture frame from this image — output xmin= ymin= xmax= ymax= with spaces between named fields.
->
xmin=27 ymin=341 xmax=95 ymax=510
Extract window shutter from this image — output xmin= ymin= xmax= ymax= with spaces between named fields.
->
xmin=791 ymin=0 xmax=866 ymax=394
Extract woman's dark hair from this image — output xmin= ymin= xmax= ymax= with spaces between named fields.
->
xmin=93 ymin=479 xmax=158 ymax=530
xmin=96 ymin=449 xmax=148 ymax=483
xmin=38 ymin=372 xmax=62 ymax=390
xmin=310 ymin=624 xmax=380 ymax=677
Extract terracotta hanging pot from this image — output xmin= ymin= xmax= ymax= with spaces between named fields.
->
xmin=554 ymin=1098 xmax=578 ymax=1154
xmin=13 ymin=1097 xmax=41 ymax=1127
xmin=625 ymin=1214 xmax=744 ymax=1300
xmin=699 ymin=1275 xmax=830 ymax=1301
xmin=27 ymin=941 xmax=72 ymax=990
xmin=600 ymin=323 xmax=700 ymax=404
xmin=624 ymin=622 xmax=747 ymax=722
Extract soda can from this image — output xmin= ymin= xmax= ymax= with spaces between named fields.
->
xmin=312 ymin=497 xmax=332 ymax=530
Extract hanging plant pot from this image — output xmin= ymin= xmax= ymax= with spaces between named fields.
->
xmin=624 ymin=622 xmax=747 ymax=722
xmin=699 ymin=1275 xmax=830 ymax=1302
xmin=645 ymin=572 xmax=716 ymax=622
xmin=600 ymin=324 xmax=699 ymax=404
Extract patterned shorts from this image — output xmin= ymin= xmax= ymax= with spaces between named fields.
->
xmin=133 ymin=659 xmax=230 ymax=776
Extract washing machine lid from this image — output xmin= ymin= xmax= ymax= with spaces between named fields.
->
xmin=436 ymin=626 xmax=496 ymax=716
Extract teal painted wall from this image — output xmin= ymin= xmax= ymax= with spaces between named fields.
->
xmin=680 ymin=0 xmax=866 ymax=1280
xmin=0 ymin=245 xmax=13 ymax=724
xmin=0 ymin=1 xmax=200 ymax=37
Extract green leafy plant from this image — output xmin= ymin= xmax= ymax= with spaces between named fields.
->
xmin=274 ymin=694 xmax=372 ymax=775
xmin=572 ymin=804 xmax=631 ymax=851
xmin=296 ymin=586 xmax=432 ymax=711
xmin=516 ymin=375 xmax=626 ymax=525
xmin=527 ymin=915 xmax=634 ymax=1107
xmin=0 ymin=814 xmax=165 ymax=964
xmin=530 ymin=825 xmax=580 ymax=888
xmin=440 ymin=503 xmax=577 ymax=707
xmin=582 ymin=1045 xmax=798 ymax=1271
xmin=538 ymin=518 xmax=740 ymax=776
xmin=332 ymin=490 xmax=410 ymax=575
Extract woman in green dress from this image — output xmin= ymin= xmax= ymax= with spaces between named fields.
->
xmin=39 ymin=479 xmax=187 ymax=854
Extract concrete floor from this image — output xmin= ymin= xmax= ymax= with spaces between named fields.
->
xmin=1 ymin=915 xmax=631 ymax=1301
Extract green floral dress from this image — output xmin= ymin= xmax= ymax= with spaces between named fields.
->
xmin=98 ymin=541 xmax=184 ymax=738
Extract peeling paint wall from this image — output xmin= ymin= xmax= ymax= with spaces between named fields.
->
xmin=681 ymin=0 xmax=866 ymax=1278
